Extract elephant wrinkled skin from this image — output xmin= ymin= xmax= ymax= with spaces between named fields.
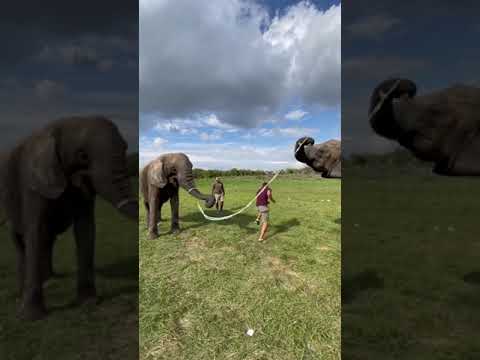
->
xmin=295 ymin=137 xmax=341 ymax=178
xmin=369 ymin=78 xmax=480 ymax=175
xmin=0 ymin=116 xmax=138 ymax=320
xmin=140 ymin=153 xmax=215 ymax=239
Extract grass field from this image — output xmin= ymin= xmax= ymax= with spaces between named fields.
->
xmin=342 ymin=170 xmax=480 ymax=359
xmin=0 ymin=186 xmax=139 ymax=359
xmin=139 ymin=176 xmax=341 ymax=360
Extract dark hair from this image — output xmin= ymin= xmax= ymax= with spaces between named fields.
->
xmin=261 ymin=182 xmax=268 ymax=187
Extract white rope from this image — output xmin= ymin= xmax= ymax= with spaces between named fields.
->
xmin=368 ymin=79 xmax=401 ymax=122
xmin=195 ymin=137 xmax=310 ymax=221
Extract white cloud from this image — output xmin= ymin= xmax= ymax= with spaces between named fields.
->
xmin=285 ymin=109 xmax=308 ymax=120
xmin=140 ymin=0 xmax=340 ymax=130
xmin=139 ymin=140 xmax=304 ymax=170
xmin=153 ymin=137 xmax=168 ymax=146
xmin=199 ymin=131 xmax=222 ymax=141
xmin=246 ymin=127 xmax=317 ymax=138
xmin=347 ymin=14 xmax=401 ymax=39
xmin=34 ymin=80 xmax=66 ymax=100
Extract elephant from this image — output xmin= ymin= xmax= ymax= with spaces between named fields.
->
xmin=294 ymin=137 xmax=341 ymax=178
xmin=0 ymin=115 xmax=138 ymax=320
xmin=140 ymin=153 xmax=215 ymax=239
xmin=369 ymin=78 xmax=480 ymax=175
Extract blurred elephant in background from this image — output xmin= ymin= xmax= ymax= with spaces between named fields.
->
xmin=140 ymin=153 xmax=215 ymax=239
xmin=369 ymin=78 xmax=480 ymax=175
xmin=295 ymin=137 xmax=341 ymax=178
xmin=0 ymin=116 xmax=138 ymax=320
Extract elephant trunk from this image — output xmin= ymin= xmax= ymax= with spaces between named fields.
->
xmin=93 ymin=151 xmax=138 ymax=220
xmin=294 ymin=137 xmax=315 ymax=164
xmin=177 ymin=166 xmax=215 ymax=208
xmin=369 ymin=78 xmax=417 ymax=140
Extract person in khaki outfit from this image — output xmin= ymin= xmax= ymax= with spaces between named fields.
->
xmin=211 ymin=177 xmax=225 ymax=212
xmin=255 ymin=182 xmax=275 ymax=242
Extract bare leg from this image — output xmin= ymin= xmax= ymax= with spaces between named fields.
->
xmin=259 ymin=223 xmax=268 ymax=241
xmin=220 ymin=200 xmax=224 ymax=211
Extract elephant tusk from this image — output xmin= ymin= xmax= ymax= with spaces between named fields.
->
xmin=116 ymin=197 xmax=137 ymax=209
xmin=187 ymin=187 xmax=199 ymax=194
xmin=368 ymin=79 xmax=401 ymax=122
xmin=295 ymin=137 xmax=310 ymax=155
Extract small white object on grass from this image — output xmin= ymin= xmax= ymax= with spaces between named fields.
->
xmin=246 ymin=329 xmax=255 ymax=336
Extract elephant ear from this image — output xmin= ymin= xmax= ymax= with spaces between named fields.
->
xmin=27 ymin=130 xmax=67 ymax=199
xmin=149 ymin=160 xmax=168 ymax=188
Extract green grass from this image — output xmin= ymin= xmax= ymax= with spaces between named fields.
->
xmin=342 ymin=170 xmax=480 ymax=359
xmin=0 ymin=184 xmax=138 ymax=359
xmin=140 ymin=176 xmax=341 ymax=360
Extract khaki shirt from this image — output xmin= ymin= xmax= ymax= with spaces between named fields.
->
xmin=212 ymin=182 xmax=224 ymax=194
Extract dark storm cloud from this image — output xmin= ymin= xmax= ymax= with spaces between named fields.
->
xmin=342 ymin=0 xmax=480 ymax=155
xmin=0 ymin=0 xmax=138 ymax=152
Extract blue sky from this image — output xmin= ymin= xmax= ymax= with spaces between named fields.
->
xmin=140 ymin=0 xmax=341 ymax=169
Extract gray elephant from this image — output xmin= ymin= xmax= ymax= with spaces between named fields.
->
xmin=140 ymin=153 xmax=215 ymax=239
xmin=369 ymin=78 xmax=480 ymax=175
xmin=295 ymin=137 xmax=341 ymax=178
xmin=0 ymin=116 xmax=138 ymax=320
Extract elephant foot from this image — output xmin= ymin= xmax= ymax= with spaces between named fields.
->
xmin=75 ymin=287 xmax=100 ymax=306
xmin=148 ymin=231 xmax=159 ymax=240
xmin=18 ymin=302 xmax=47 ymax=321
xmin=74 ymin=294 xmax=102 ymax=307
xmin=42 ymin=270 xmax=65 ymax=283
xmin=170 ymin=226 xmax=180 ymax=235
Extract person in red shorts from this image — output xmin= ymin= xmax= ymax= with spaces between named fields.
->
xmin=255 ymin=182 xmax=275 ymax=242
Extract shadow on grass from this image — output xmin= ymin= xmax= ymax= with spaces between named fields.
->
xmin=463 ymin=272 xmax=480 ymax=285
xmin=342 ymin=269 xmax=384 ymax=304
xmin=334 ymin=217 xmax=341 ymax=225
xmin=179 ymin=207 xmax=301 ymax=240
xmin=269 ymin=218 xmax=301 ymax=238
xmin=49 ymin=284 xmax=139 ymax=314
xmin=96 ymin=257 xmax=138 ymax=280
xmin=180 ymin=206 xmax=258 ymax=234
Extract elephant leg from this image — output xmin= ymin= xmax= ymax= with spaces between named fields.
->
xmin=441 ymin=135 xmax=480 ymax=176
xmin=73 ymin=200 xmax=97 ymax=303
xmin=144 ymin=201 xmax=150 ymax=230
xmin=73 ymin=199 xmax=97 ymax=303
xmin=148 ymin=186 xmax=160 ymax=239
xmin=41 ymin=236 xmax=57 ymax=283
xmin=170 ymin=190 xmax=180 ymax=233
xmin=19 ymin=225 xmax=47 ymax=320
xmin=156 ymin=203 xmax=162 ymax=227
xmin=12 ymin=231 xmax=25 ymax=298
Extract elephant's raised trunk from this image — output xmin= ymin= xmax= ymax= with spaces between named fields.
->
xmin=295 ymin=137 xmax=315 ymax=164
xmin=177 ymin=166 xmax=215 ymax=208
xmin=369 ymin=78 xmax=417 ymax=140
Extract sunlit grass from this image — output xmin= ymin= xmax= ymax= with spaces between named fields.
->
xmin=140 ymin=176 xmax=341 ymax=360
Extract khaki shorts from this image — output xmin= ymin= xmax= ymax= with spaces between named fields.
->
xmin=257 ymin=206 xmax=269 ymax=224
xmin=214 ymin=193 xmax=224 ymax=202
